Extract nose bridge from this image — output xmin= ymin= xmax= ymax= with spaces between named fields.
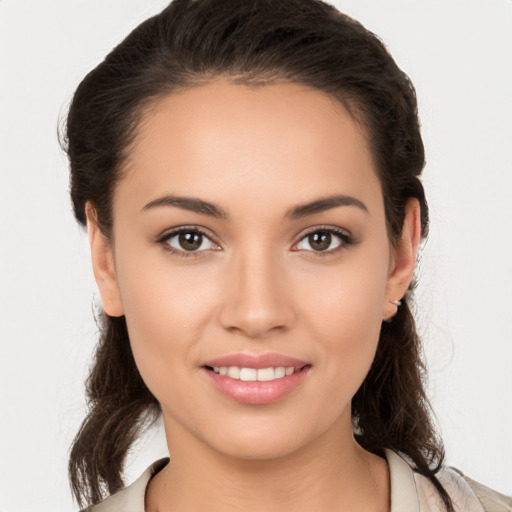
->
xmin=219 ymin=241 xmax=294 ymax=338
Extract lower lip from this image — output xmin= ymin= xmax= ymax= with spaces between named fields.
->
xmin=203 ymin=367 xmax=310 ymax=405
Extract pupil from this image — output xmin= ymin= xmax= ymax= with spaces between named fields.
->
xmin=309 ymin=231 xmax=331 ymax=251
xmin=179 ymin=232 xmax=202 ymax=251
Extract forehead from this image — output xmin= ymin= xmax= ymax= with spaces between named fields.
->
xmin=117 ymin=81 xmax=383 ymax=219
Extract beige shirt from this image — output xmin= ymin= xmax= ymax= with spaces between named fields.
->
xmin=88 ymin=450 xmax=511 ymax=512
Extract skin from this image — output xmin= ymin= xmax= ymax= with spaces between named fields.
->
xmin=88 ymin=81 xmax=421 ymax=511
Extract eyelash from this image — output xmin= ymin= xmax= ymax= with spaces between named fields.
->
xmin=293 ymin=226 xmax=354 ymax=257
xmin=156 ymin=225 xmax=354 ymax=259
xmin=156 ymin=226 xmax=219 ymax=259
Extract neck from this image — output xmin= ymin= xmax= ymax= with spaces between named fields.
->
xmin=146 ymin=415 xmax=390 ymax=512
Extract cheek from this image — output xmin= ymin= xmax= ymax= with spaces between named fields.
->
xmin=296 ymin=249 xmax=389 ymax=391
xmin=113 ymin=244 xmax=220 ymax=395
xmin=299 ymin=245 xmax=389 ymax=329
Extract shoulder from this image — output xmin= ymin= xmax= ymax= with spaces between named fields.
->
xmin=454 ymin=470 xmax=511 ymax=512
xmin=82 ymin=458 xmax=169 ymax=512
xmin=386 ymin=450 xmax=511 ymax=512
xmin=415 ymin=461 xmax=511 ymax=512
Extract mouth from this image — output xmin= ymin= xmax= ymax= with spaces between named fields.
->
xmin=201 ymin=354 xmax=311 ymax=405
xmin=204 ymin=364 xmax=308 ymax=382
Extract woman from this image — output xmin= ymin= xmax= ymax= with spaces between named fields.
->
xmin=63 ymin=0 xmax=511 ymax=511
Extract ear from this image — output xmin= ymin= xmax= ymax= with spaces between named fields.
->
xmin=86 ymin=203 xmax=124 ymax=317
xmin=382 ymin=198 xmax=422 ymax=321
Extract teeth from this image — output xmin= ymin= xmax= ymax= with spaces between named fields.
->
xmin=274 ymin=367 xmax=286 ymax=378
xmin=257 ymin=367 xmax=275 ymax=381
xmin=227 ymin=366 xmax=240 ymax=379
xmin=240 ymin=368 xmax=257 ymax=381
xmin=211 ymin=365 xmax=297 ymax=381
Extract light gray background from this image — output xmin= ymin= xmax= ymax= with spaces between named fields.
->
xmin=1 ymin=1 xmax=511 ymax=510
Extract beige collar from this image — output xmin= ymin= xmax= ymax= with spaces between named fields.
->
xmin=385 ymin=449 xmax=421 ymax=512
xmin=92 ymin=451 xmax=445 ymax=512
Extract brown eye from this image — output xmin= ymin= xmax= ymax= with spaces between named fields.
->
xmin=295 ymin=228 xmax=348 ymax=253
xmin=162 ymin=228 xmax=218 ymax=254
xmin=308 ymin=231 xmax=332 ymax=251
xmin=179 ymin=231 xmax=203 ymax=251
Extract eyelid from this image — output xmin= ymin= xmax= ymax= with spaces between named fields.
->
xmin=155 ymin=224 xmax=355 ymax=259
xmin=156 ymin=225 xmax=221 ymax=258
xmin=291 ymin=225 xmax=354 ymax=255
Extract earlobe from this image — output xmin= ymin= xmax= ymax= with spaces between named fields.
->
xmin=383 ymin=198 xmax=422 ymax=321
xmin=86 ymin=204 xmax=124 ymax=317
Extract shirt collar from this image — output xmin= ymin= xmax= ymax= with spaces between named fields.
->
xmin=385 ymin=449 xmax=421 ymax=512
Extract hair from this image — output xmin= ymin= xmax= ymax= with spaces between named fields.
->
xmin=64 ymin=0 xmax=452 ymax=510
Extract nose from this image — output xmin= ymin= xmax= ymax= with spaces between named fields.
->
xmin=218 ymin=247 xmax=296 ymax=339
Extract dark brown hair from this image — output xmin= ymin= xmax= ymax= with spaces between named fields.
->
xmin=64 ymin=0 xmax=452 ymax=509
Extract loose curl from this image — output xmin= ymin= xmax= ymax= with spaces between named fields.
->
xmin=64 ymin=1 xmax=452 ymax=510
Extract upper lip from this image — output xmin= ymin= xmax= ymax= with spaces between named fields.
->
xmin=203 ymin=352 xmax=309 ymax=369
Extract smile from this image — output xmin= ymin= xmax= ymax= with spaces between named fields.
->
xmin=209 ymin=366 xmax=296 ymax=381
xmin=202 ymin=353 xmax=311 ymax=405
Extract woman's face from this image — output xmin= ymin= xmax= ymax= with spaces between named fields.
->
xmin=90 ymin=81 xmax=417 ymax=460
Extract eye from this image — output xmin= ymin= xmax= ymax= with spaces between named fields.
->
xmin=294 ymin=228 xmax=352 ymax=254
xmin=158 ymin=227 xmax=219 ymax=257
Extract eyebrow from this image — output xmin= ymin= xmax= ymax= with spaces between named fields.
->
xmin=142 ymin=195 xmax=228 ymax=218
xmin=141 ymin=194 xmax=368 ymax=219
xmin=285 ymin=194 xmax=368 ymax=220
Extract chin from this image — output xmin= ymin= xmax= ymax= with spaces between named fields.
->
xmin=211 ymin=432 xmax=309 ymax=462
xmin=196 ymin=412 xmax=340 ymax=463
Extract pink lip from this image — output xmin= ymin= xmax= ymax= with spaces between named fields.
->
xmin=202 ymin=352 xmax=311 ymax=406
xmin=203 ymin=352 xmax=308 ymax=369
